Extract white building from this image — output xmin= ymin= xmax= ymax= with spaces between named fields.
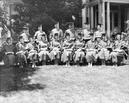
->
xmin=0 ymin=0 xmax=23 ymax=25
xmin=82 ymin=0 xmax=129 ymax=37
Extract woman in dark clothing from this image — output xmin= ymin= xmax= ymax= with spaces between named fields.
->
xmin=1 ymin=37 xmax=16 ymax=66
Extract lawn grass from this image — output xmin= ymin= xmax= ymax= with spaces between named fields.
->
xmin=0 ymin=65 xmax=129 ymax=103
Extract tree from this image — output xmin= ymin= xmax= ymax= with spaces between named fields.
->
xmin=0 ymin=0 xmax=7 ymax=24
xmin=13 ymin=0 xmax=82 ymax=35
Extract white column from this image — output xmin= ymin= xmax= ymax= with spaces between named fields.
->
xmin=82 ymin=0 xmax=87 ymax=28
xmin=102 ymin=1 xmax=105 ymax=32
xmin=98 ymin=3 xmax=102 ymax=24
xmin=127 ymin=8 xmax=129 ymax=20
xmin=94 ymin=7 xmax=97 ymax=28
xmin=82 ymin=8 xmax=86 ymax=27
xmin=118 ymin=5 xmax=121 ymax=31
xmin=91 ymin=6 xmax=94 ymax=28
xmin=112 ymin=12 xmax=114 ymax=31
xmin=107 ymin=2 xmax=110 ymax=38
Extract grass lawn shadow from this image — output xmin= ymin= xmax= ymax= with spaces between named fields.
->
xmin=0 ymin=65 xmax=46 ymax=97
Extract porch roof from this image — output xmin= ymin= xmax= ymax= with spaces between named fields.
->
xmin=104 ymin=0 xmax=129 ymax=3
xmin=6 ymin=0 xmax=23 ymax=4
xmin=86 ymin=0 xmax=129 ymax=6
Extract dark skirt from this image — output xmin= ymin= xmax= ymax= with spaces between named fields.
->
xmin=3 ymin=54 xmax=15 ymax=66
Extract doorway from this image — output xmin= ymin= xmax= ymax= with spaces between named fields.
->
xmin=110 ymin=11 xmax=119 ymax=31
xmin=110 ymin=5 xmax=120 ymax=32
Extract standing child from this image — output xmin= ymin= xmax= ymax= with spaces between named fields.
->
xmin=34 ymin=25 xmax=47 ymax=42
xmin=20 ymin=26 xmax=30 ymax=43
xmin=1 ymin=37 xmax=16 ymax=66
xmin=65 ymin=24 xmax=76 ymax=41
xmin=50 ymin=22 xmax=63 ymax=41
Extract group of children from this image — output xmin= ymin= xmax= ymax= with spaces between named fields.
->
xmin=0 ymin=23 xmax=129 ymax=68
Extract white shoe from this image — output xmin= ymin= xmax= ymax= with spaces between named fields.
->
xmin=88 ymin=63 xmax=91 ymax=67
xmin=88 ymin=63 xmax=92 ymax=68
xmin=90 ymin=63 xmax=93 ymax=67
xmin=0 ymin=61 xmax=4 ymax=65
xmin=32 ymin=64 xmax=36 ymax=68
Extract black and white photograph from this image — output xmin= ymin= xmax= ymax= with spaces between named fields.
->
xmin=0 ymin=0 xmax=129 ymax=103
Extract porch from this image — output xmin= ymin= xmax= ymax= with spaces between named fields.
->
xmin=82 ymin=0 xmax=129 ymax=37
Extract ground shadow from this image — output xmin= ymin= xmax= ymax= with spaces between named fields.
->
xmin=0 ymin=65 xmax=46 ymax=96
